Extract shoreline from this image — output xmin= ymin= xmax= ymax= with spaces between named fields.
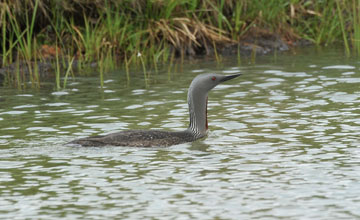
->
xmin=1 ymin=0 xmax=357 ymax=87
xmin=0 ymin=33 xmax=309 ymax=86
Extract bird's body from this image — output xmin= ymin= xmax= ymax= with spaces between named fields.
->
xmin=69 ymin=73 xmax=241 ymax=147
xmin=71 ymin=129 xmax=196 ymax=147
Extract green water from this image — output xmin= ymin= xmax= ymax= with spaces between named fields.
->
xmin=0 ymin=47 xmax=360 ymax=219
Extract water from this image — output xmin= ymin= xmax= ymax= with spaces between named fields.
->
xmin=1 ymin=47 xmax=360 ymax=219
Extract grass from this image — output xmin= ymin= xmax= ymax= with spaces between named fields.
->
xmin=352 ymin=0 xmax=360 ymax=55
xmin=1 ymin=0 xmax=360 ymax=88
xmin=62 ymin=56 xmax=75 ymax=88
xmin=3 ymin=0 xmax=40 ymax=88
xmin=336 ymin=0 xmax=350 ymax=56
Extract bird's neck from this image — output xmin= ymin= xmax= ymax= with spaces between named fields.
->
xmin=187 ymin=87 xmax=208 ymax=138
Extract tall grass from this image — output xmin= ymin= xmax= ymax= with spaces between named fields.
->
xmin=54 ymin=40 xmax=61 ymax=89
xmin=336 ymin=0 xmax=350 ymax=56
xmin=1 ymin=0 xmax=360 ymax=88
xmin=352 ymin=0 xmax=360 ymax=55
xmin=4 ymin=0 xmax=40 ymax=88
xmin=62 ymin=56 xmax=75 ymax=88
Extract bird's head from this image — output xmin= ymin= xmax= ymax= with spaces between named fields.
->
xmin=190 ymin=73 xmax=242 ymax=93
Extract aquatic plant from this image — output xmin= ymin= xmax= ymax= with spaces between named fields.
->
xmin=336 ymin=0 xmax=350 ymax=56
xmin=62 ymin=56 xmax=75 ymax=89
xmin=3 ymin=0 xmax=40 ymax=88
xmin=352 ymin=0 xmax=360 ymax=55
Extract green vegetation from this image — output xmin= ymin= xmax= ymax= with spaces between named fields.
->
xmin=1 ymin=0 xmax=360 ymax=88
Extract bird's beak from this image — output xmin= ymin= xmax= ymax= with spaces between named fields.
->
xmin=220 ymin=73 xmax=242 ymax=82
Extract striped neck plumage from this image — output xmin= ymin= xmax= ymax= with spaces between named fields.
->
xmin=187 ymin=87 xmax=208 ymax=138
xmin=185 ymin=73 xmax=241 ymax=138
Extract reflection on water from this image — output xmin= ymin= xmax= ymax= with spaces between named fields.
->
xmin=1 ymin=47 xmax=360 ymax=219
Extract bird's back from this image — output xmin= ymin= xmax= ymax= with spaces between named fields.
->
xmin=68 ymin=129 xmax=197 ymax=147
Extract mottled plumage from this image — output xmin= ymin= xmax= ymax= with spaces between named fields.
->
xmin=69 ymin=73 xmax=241 ymax=147
xmin=69 ymin=130 xmax=196 ymax=147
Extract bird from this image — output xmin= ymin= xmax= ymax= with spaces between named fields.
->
xmin=69 ymin=73 xmax=241 ymax=147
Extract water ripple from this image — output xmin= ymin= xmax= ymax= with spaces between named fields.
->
xmin=1 ymin=48 xmax=360 ymax=219
xmin=322 ymin=65 xmax=355 ymax=69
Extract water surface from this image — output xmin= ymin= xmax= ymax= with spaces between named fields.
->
xmin=0 ymin=47 xmax=360 ymax=219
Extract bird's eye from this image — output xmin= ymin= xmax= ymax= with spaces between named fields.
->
xmin=211 ymin=76 xmax=216 ymax=81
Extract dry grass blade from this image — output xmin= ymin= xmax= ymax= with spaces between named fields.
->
xmin=150 ymin=16 xmax=233 ymax=54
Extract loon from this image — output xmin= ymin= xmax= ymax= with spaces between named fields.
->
xmin=69 ymin=73 xmax=241 ymax=147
